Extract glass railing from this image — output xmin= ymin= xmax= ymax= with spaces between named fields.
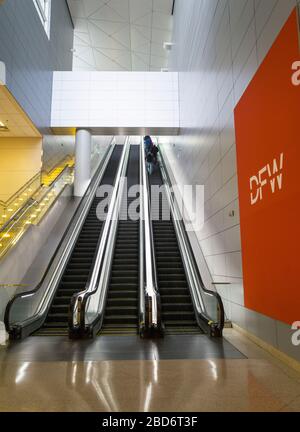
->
xmin=0 ymin=166 xmax=74 ymax=260
xmin=0 ymin=173 xmax=42 ymax=229
xmin=41 ymin=155 xmax=74 ymax=186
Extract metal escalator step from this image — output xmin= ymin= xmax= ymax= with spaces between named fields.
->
xmin=112 ymin=265 xmax=138 ymax=271
xmin=163 ymin=320 xmax=198 ymax=327
xmin=162 ymin=311 xmax=196 ymax=320
xmin=159 ymin=281 xmax=189 ymax=288
xmin=161 ymin=303 xmax=194 ymax=311
xmin=165 ymin=325 xmax=203 ymax=336
xmin=110 ymin=277 xmax=137 ymax=284
xmin=158 ymin=274 xmax=187 ymax=282
xmin=101 ymin=323 xmax=137 ymax=329
xmin=108 ymin=290 xmax=137 ymax=298
xmin=51 ymin=305 xmax=69 ymax=314
xmin=110 ymin=283 xmax=138 ymax=290
xmin=59 ymin=281 xmax=86 ymax=287
xmin=47 ymin=313 xmax=68 ymax=323
xmin=105 ymin=306 xmax=138 ymax=316
xmin=43 ymin=322 xmax=68 ymax=328
xmin=53 ymin=296 xmax=73 ymax=305
xmin=161 ymin=295 xmax=191 ymax=303
xmin=104 ymin=315 xmax=138 ymax=325
xmin=157 ymin=268 xmax=185 ymax=275
xmin=106 ymin=298 xmax=138 ymax=307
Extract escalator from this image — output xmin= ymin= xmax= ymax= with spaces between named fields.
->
xmin=34 ymin=145 xmax=123 ymax=336
xmin=149 ymin=166 xmax=203 ymax=335
xmin=100 ymin=145 xmax=140 ymax=336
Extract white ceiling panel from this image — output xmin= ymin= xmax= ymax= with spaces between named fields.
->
xmin=68 ymin=0 xmax=174 ymax=71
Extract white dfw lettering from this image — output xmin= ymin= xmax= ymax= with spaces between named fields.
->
xmin=291 ymin=61 xmax=300 ymax=86
xmin=250 ymin=153 xmax=284 ymax=206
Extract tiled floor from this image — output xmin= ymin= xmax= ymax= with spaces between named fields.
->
xmin=0 ymin=329 xmax=300 ymax=412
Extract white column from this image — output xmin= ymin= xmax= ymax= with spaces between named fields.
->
xmin=74 ymin=128 xmax=92 ymax=197
xmin=0 ymin=61 xmax=6 ymax=85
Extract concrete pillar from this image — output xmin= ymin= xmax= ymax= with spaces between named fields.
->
xmin=74 ymin=128 xmax=92 ymax=197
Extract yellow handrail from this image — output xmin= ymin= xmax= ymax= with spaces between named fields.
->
xmin=0 ymin=155 xmax=75 ymax=229
xmin=0 ymin=166 xmax=74 ymax=260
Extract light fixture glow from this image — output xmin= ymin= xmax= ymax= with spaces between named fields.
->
xmin=0 ymin=121 xmax=9 ymax=132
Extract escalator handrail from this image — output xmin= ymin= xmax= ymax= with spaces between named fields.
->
xmin=158 ymin=147 xmax=225 ymax=336
xmin=139 ymin=139 xmax=162 ymax=333
xmin=4 ymin=140 xmax=115 ymax=335
xmin=69 ymin=138 xmax=131 ymax=335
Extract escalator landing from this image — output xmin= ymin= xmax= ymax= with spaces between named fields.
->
xmin=2 ymin=334 xmax=246 ymax=361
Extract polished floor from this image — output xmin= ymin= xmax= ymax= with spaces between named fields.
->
xmin=0 ymin=329 xmax=300 ymax=412
xmin=0 ymin=334 xmax=245 ymax=362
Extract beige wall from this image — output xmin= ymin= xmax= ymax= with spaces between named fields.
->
xmin=0 ymin=137 xmax=42 ymax=202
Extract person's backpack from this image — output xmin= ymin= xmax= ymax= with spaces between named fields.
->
xmin=152 ymin=145 xmax=159 ymax=157
xmin=146 ymin=152 xmax=153 ymax=163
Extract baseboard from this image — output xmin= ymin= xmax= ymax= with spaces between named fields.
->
xmin=232 ymin=323 xmax=300 ymax=374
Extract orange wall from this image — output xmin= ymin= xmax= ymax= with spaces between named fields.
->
xmin=234 ymin=9 xmax=300 ymax=325
xmin=0 ymin=138 xmax=42 ymax=202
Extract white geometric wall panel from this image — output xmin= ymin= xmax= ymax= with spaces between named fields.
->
xmin=67 ymin=0 xmax=174 ymax=71
xmin=51 ymin=71 xmax=179 ymax=134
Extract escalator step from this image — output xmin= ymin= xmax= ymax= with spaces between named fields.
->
xmin=162 ymin=311 xmax=196 ymax=320
xmin=161 ymin=303 xmax=194 ymax=311
xmin=108 ymin=290 xmax=137 ymax=298
xmin=105 ymin=306 xmax=138 ymax=316
xmin=104 ymin=315 xmax=138 ymax=325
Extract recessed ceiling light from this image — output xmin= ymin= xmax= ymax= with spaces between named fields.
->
xmin=163 ymin=42 xmax=174 ymax=51
xmin=0 ymin=121 xmax=9 ymax=132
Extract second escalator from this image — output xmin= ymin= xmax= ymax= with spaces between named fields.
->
xmin=99 ymin=145 xmax=140 ymax=336
xmin=149 ymin=166 xmax=203 ymax=335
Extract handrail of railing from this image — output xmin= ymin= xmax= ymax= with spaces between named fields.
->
xmin=42 ymin=154 xmax=74 ymax=180
xmin=4 ymin=141 xmax=115 ymax=339
xmin=158 ymin=148 xmax=224 ymax=337
xmin=0 ymin=172 xmax=41 ymax=208
xmin=0 ymin=155 xmax=74 ymax=208
xmin=0 ymin=165 xmax=71 ymax=237
xmin=139 ymin=138 xmax=163 ymax=337
xmin=69 ymin=138 xmax=131 ymax=338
